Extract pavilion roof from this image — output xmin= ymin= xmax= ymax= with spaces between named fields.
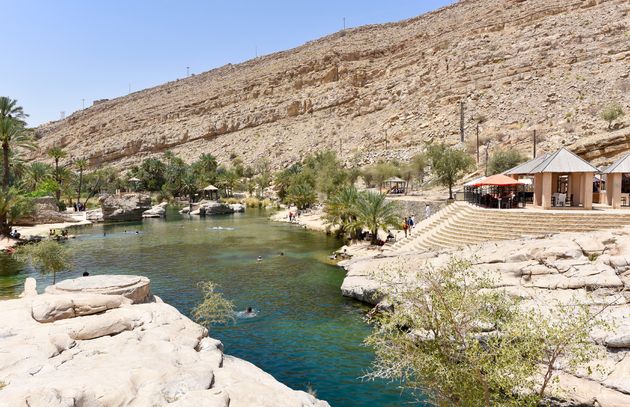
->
xmin=384 ymin=176 xmax=406 ymax=183
xmin=603 ymin=153 xmax=630 ymax=174
xmin=203 ymin=184 xmax=219 ymax=191
xmin=506 ymin=148 xmax=597 ymax=174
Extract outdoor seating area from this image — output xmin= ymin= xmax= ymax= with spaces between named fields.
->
xmin=463 ymin=148 xmax=630 ymax=211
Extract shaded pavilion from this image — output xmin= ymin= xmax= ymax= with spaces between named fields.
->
xmin=465 ymin=174 xmax=525 ymax=209
xmin=505 ymin=148 xmax=598 ymax=209
xmin=384 ymin=176 xmax=407 ymax=194
xmin=202 ymin=184 xmax=220 ymax=200
xmin=603 ymin=153 xmax=630 ymax=208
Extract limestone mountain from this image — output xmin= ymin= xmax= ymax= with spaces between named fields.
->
xmin=34 ymin=0 xmax=630 ymax=171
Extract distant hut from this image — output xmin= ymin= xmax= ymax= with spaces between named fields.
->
xmin=203 ymin=184 xmax=219 ymax=201
xmin=384 ymin=176 xmax=407 ymax=194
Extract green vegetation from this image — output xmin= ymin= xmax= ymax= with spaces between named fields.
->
xmin=15 ymin=240 xmax=72 ymax=284
xmin=192 ymin=281 xmax=235 ymax=325
xmin=601 ymin=102 xmax=624 ymax=129
xmin=487 ymin=149 xmax=526 ymax=175
xmin=324 ymin=187 xmax=399 ymax=244
xmin=427 ymin=144 xmax=475 ymax=199
xmin=366 ymin=259 xmax=606 ymax=406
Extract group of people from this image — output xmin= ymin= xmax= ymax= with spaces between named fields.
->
xmin=49 ymin=229 xmax=68 ymax=238
xmin=288 ymin=210 xmax=300 ymax=222
xmin=402 ymin=215 xmax=416 ymax=237
xmin=8 ymin=229 xmax=21 ymax=239
xmin=73 ymin=202 xmax=86 ymax=212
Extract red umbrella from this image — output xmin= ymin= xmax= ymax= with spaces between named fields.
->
xmin=473 ymin=174 xmax=522 ymax=187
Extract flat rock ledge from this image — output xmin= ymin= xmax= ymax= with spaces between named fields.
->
xmin=0 ymin=275 xmax=329 ymax=407
xmin=341 ymin=227 xmax=630 ymax=407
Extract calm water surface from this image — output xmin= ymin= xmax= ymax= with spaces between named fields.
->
xmin=0 ymin=209 xmax=421 ymax=406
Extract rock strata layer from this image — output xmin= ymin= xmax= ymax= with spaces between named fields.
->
xmin=341 ymin=227 xmax=630 ymax=406
xmin=0 ymin=275 xmax=329 ymax=407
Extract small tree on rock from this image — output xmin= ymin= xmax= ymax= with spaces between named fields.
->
xmin=192 ymin=281 xmax=235 ymax=325
xmin=601 ymin=103 xmax=624 ymax=130
xmin=487 ymin=149 xmax=526 ymax=175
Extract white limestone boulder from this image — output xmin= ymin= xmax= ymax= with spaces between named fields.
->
xmin=45 ymin=275 xmax=151 ymax=303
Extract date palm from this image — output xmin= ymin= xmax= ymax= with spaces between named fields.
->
xmin=355 ymin=192 xmax=399 ymax=245
xmin=0 ymin=118 xmax=35 ymax=191
xmin=0 ymin=96 xmax=27 ymax=125
xmin=47 ymin=146 xmax=67 ymax=202
xmin=23 ymin=162 xmax=53 ymax=191
xmin=74 ymin=158 xmax=88 ymax=205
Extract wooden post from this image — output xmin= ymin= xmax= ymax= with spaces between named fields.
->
xmin=533 ymin=130 xmax=537 ymax=158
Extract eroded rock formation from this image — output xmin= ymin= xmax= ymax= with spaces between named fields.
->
xmin=340 ymin=227 xmax=630 ymax=406
xmin=0 ymin=275 xmax=329 ymax=407
xmin=100 ymin=193 xmax=152 ymax=222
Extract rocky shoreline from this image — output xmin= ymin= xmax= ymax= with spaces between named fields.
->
xmin=0 ymin=275 xmax=329 ymax=407
xmin=339 ymin=228 xmax=630 ymax=406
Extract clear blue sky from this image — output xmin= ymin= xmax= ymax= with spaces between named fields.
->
xmin=2 ymin=0 xmax=453 ymax=127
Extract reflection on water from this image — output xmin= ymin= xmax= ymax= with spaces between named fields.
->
xmin=0 ymin=209 xmax=421 ymax=406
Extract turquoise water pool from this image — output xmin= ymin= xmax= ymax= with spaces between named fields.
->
xmin=0 ymin=209 xmax=421 ymax=406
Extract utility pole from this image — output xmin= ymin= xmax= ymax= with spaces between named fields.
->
xmin=476 ymin=123 xmax=480 ymax=164
xmin=128 ymin=83 xmax=131 ymax=94
xmin=82 ymin=99 xmax=85 ymax=109
xmin=460 ymin=100 xmax=465 ymax=143
xmin=339 ymin=139 xmax=342 ymax=155
xmin=186 ymin=66 xmax=190 ymax=77
xmin=533 ymin=129 xmax=537 ymax=158
xmin=343 ymin=17 xmax=346 ymax=30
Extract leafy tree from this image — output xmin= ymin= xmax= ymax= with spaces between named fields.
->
xmin=47 ymin=146 xmax=67 ymax=202
xmin=163 ymin=154 xmax=188 ymax=197
xmin=74 ymin=159 xmax=88 ymax=205
xmin=192 ymin=281 xmax=235 ymax=325
xmin=409 ymin=153 xmax=427 ymax=184
xmin=601 ymin=102 xmax=625 ymax=129
xmin=354 ymin=192 xmax=399 ymax=244
xmin=366 ymin=259 xmax=607 ymax=406
xmin=286 ymin=182 xmax=317 ymax=210
xmin=363 ymin=161 xmax=397 ymax=191
xmin=487 ymin=149 xmax=526 ymax=175
xmin=427 ymin=144 xmax=475 ymax=199
xmin=15 ymin=240 xmax=72 ymax=284
xmin=217 ymin=169 xmax=239 ymax=197
xmin=274 ymin=163 xmax=302 ymax=201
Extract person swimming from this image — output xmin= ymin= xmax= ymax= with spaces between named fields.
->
xmin=236 ymin=307 xmax=257 ymax=318
xmin=257 ymin=256 xmax=263 ymax=262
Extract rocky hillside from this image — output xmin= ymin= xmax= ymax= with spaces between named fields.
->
xmin=34 ymin=0 xmax=630 ymax=170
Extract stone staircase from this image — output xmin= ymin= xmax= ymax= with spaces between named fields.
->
xmin=387 ymin=202 xmax=630 ymax=254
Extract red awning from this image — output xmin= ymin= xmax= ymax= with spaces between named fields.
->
xmin=473 ymin=174 xmax=522 ymax=187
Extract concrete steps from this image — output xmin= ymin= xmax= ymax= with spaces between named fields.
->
xmin=388 ymin=202 xmax=630 ymax=254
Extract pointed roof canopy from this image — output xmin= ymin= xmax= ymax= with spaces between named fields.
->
xmin=203 ymin=184 xmax=219 ymax=191
xmin=504 ymin=154 xmax=549 ymax=175
xmin=505 ymin=148 xmax=597 ymax=174
xmin=603 ymin=153 xmax=630 ymax=174
xmin=384 ymin=176 xmax=406 ymax=183
xmin=128 ymin=177 xmax=141 ymax=182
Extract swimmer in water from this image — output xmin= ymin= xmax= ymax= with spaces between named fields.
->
xmin=246 ymin=307 xmax=253 ymax=314
xmin=257 ymin=256 xmax=262 ymax=262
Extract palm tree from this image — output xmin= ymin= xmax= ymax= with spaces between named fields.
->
xmin=0 ymin=96 xmax=27 ymax=125
xmin=325 ymin=186 xmax=361 ymax=239
xmin=0 ymin=118 xmax=35 ymax=191
xmin=74 ymin=159 xmax=88 ymax=205
xmin=355 ymin=192 xmax=399 ymax=245
xmin=0 ymin=187 xmax=32 ymax=236
xmin=47 ymin=146 xmax=67 ymax=202
xmin=23 ymin=162 xmax=53 ymax=191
